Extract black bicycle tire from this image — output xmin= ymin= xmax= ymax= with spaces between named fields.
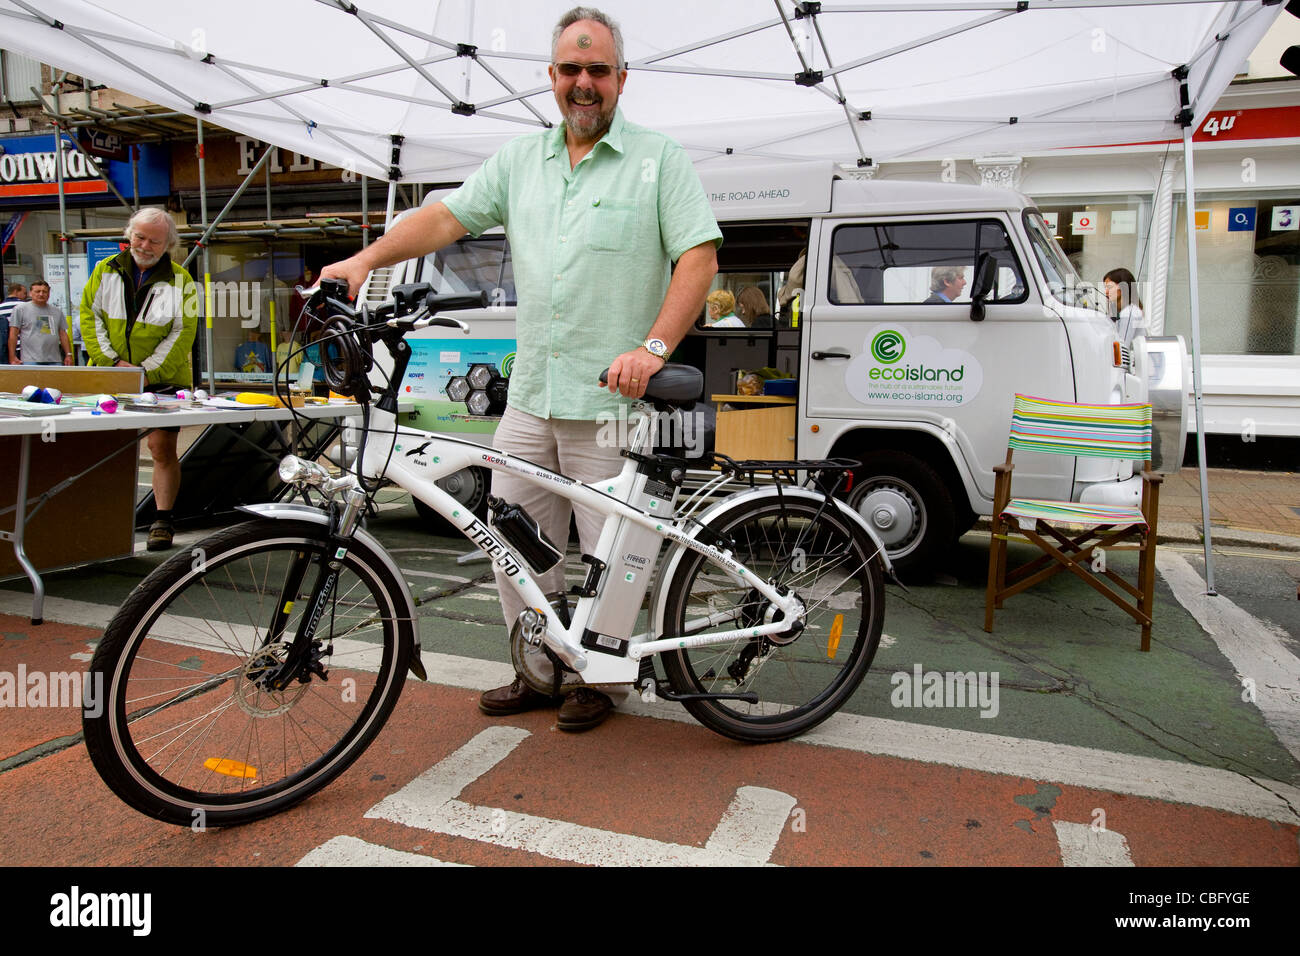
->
xmin=660 ymin=495 xmax=885 ymax=742
xmin=83 ymin=518 xmax=412 ymax=827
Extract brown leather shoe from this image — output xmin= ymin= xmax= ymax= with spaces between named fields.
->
xmin=557 ymin=687 xmax=613 ymax=732
xmin=146 ymin=519 xmax=174 ymax=552
xmin=478 ymin=676 xmax=561 ymax=716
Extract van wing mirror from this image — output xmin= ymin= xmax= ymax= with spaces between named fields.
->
xmin=969 ymin=252 xmax=996 ymax=322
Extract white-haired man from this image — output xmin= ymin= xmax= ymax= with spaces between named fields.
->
xmin=323 ymin=6 xmax=721 ymax=731
xmin=924 ymin=266 xmax=967 ymax=304
xmin=81 ymin=206 xmax=199 ymax=551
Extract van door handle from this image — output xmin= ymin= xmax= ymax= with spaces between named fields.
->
xmin=811 ymin=349 xmax=851 ymax=360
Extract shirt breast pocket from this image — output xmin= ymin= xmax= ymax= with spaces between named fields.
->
xmin=586 ymin=199 xmax=639 ymax=252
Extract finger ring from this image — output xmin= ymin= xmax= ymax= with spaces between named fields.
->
xmin=631 ymin=377 xmax=639 ymax=383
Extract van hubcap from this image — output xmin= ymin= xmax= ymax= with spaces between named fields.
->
xmin=856 ymin=483 xmax=923 ymax=553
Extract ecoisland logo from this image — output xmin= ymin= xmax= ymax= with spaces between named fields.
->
xmin=847 ymin=326 xmax=984 ymax=407
xmin=871 ymin=329 xmax=905 ymax=364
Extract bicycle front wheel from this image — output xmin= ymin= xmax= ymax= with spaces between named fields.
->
xmin=83 ymin=519 xmax=413 ymax=827
xmin=660 ymin=495 xmax=885 ymax=742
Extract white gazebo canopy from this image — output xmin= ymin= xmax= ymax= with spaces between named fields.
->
xmin=0 ymin=0 xmax=1282 ymax=183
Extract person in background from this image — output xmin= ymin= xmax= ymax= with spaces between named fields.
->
xmin=9 ymin=280 xmax=73 ymax=366
xmin=0 ymin=282 xmax=27 ymax=364
xmin=1102 ymin=267 xmax=1146 ymax=345
xmin=706 ymin=289 xmax=743 ymax=328
xmin=924 ymin=266 xmax=966 ymax=303
xmin=81 ymin=207 xmax=199 ymax=552
xmin=736 ymin=286 xmax=772 ymax=328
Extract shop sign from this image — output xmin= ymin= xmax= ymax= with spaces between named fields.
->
xmin=1071 ymin=211 xmax=1096 ymax=235
xmin=0 ymin=136 xmax=106 ymax=199
xmin=1110 ymin=210 xmax=1137 ymax=235
xmin=1196 ymin=107 xmax=1300 ymax=143
xmin=1227 ymin=208 xmax=1256 ymax=232
xmin=77 ymin=127 xmax=129 ymax=162
xmin=1272 ymin=206 xmax=1299 ymax=232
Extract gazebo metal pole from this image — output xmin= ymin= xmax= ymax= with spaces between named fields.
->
xmin=1182 ymin=125 xmax=1216 ymax=595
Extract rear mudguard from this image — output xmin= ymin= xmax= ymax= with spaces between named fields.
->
xmin=236 ymin=502 xmax=427 ymax=681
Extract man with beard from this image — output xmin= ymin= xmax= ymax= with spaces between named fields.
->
xmin=323 ymin=6 xmax=720 ymax=731
xmin=81 ymin=206 xmax=198 ymax=551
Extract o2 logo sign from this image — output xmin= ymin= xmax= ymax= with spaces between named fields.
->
xmin=870 ymin=329 xmax=906 ymax=364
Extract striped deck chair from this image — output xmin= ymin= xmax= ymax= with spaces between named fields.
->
xmin=985 ymin=394 xmax=1162 ymax=651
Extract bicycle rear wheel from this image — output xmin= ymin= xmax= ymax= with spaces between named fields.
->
xmin=660 ymin=495 xmax=885 ymax=742
xmin=83 ymin=519 xmax=413 ymax=827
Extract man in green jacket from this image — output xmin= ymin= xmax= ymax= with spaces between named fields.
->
xmin=81 ymin=207 xmax=198 ymax=551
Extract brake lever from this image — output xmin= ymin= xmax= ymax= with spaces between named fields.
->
xmin=385 ymin=313 xmax=471 ymax=333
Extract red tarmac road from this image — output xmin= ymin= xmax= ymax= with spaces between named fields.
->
xmin=1 ymin=614 xmax=1297 ymax=867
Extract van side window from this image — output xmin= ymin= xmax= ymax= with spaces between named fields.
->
xmin=828 ymin=220 xmax=1027 ymax=305
xmin=419 ymin=236 xmax=517 ymax=305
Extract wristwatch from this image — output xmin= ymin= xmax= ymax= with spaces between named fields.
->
xmin=641 ymin=337 xmax=669 ymax=360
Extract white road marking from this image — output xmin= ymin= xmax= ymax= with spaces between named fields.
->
xmin=366 ymin=727 xmax=791 ymax=866
xmin=5 ymin=592 xmax=1297 ymax=824
xmin=1053 ymin=821 xmax=1135 ymax=867
xmin=706 ymin=787 xmax=797 ymax=860
xmin=295 ymin=835 xmax=465 ymax=867
xmin=1159 ymin=551 xmax=1300 ymax=763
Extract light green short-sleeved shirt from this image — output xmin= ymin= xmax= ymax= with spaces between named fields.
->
xmin=442 ymin=109 xmax=722 ymax=421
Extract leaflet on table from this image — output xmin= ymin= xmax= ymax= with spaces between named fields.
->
xmin=0 ymin=397 xmax=73 ymax=416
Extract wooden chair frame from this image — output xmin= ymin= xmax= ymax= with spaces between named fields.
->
xmin=984 ymin=404 xmax=1163 ymax=652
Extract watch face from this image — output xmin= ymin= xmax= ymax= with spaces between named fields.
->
xmin=645 ymin=338 xmax=668 ymax=357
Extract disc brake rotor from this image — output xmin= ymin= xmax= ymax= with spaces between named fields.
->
xmin=235 ymin=643 xmax=311 ymax=717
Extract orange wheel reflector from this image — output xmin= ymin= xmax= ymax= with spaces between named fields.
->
xmin=204 ymin=758 xmax=258 ymax=780
xmin=827 ymin=614 xmax=844 ymax=659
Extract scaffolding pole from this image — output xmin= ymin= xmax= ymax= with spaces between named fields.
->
xmin=197 ymin=118 xmax=214 ymax=392
xmin=53 ymin=79 xmax=74 ymax=365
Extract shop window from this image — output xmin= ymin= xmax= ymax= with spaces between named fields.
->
xmin=1167 ymin=196 xmax=1300 ymax=356
xmin=827 ymin=219 xmax=1026 ymax=305
xmin=1032 ymin=200 xmax=1148 ymax=289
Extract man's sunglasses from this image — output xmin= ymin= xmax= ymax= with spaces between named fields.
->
xmin=553 ymin=61 xmax=616 ymax=78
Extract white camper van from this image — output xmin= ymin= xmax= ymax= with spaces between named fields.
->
xmin=368 ymin=161 xmax=1186 ymax=577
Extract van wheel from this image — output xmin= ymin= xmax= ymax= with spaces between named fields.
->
xmin=413 ymin=466 xmax=488 ymax=534
xmin=847 ymin=450 xmax=955 ymax=580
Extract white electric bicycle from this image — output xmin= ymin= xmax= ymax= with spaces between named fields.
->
xmin=83 ymin=280 xmax=892 ymax=826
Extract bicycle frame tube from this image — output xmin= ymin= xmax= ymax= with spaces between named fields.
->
xmin=356 ymin=406 xmax=807 ymax=683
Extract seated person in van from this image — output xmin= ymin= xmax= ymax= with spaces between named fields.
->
xmin=779 ymin=249 xmax=864 ymax=307
xmin=706 ymin=289 xmax=744 ymax=328
xmin=736 ymin=286 xmax=773 ymax=328
xmin=924 ymin=266 xmax=967 ymax=303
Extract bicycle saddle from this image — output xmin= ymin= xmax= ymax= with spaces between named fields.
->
xmin=599 ymin=363 xmax=702 ymax=406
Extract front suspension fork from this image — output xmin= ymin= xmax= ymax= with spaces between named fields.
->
xmin=263 ymin=487 xmax=370 ymax=690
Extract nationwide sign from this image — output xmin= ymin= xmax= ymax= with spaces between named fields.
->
xmin=0 ymin=135 xmax=107 ymax=199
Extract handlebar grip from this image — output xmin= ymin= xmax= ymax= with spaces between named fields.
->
xmin=319 ymin=277 xmax=350 ymax=301
xmin=424 ymin=290 xmax=489 ymax=312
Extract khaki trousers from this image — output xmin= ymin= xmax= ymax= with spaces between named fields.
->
xmin=489 ymin=404 xmax=627 ymax=629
